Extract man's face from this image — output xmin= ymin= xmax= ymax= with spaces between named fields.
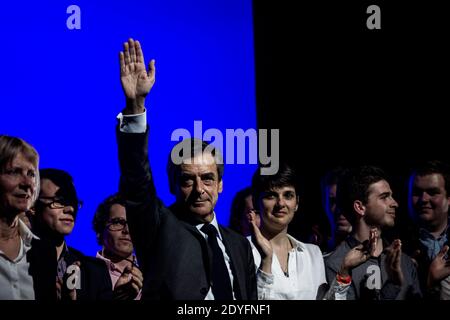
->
xmin=102 ymin=203 xmax=133 ymax=259
xmin=175 ymin=152 xmax=223 ymax=222
xmin=38 ymin=179 xmax=75 ymax=236
xmin=0 ymin=153 xmax=37 ymax=216
xmin=363 ymin=180 xmax=398 ymax=229
xmin=259 ymin=185 xmax=298 ymax=232
xmin=411 ymin=173 xmax=449 ymax=228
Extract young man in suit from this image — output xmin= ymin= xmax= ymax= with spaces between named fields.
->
xmin=116 ymin=38 xmax=256 ymax=300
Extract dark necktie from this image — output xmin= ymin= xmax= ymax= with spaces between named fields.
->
xmin=201 ymin=223 xmax=233 ymax=300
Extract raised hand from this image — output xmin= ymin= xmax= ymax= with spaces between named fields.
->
xmin=248 ymin=210 xmax=273 ymax=274
xmin=427 ymin=245 xmax=450 ymax=288
xmin=385 ymin=239 xmax=404 ymax=286
xmin=120 ymin=38 xmax=156 ymax=113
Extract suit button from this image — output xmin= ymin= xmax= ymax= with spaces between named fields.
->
xmin=200 ymin=288 xmax=208 ymax=295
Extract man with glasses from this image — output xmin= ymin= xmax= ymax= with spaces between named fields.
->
xmin=31 ymin=168 xmax=113 ymax=300
xmin=93 ymin=193 xmax=143 ymax=299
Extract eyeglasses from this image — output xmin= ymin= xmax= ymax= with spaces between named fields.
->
xmin=38 ymin=196 xmax=83 ymax=210
xmin=106 ymin=217 xmax=128 ymax=231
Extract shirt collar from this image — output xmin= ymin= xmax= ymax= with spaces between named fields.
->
xmin=345 ymin=234 xmax=391 ymax=253
xmin=18 ymin=218 xmax=39 ymax=250
xmin=0 ymin=219 xmax=38 ymax=261
xmin=96 ymin=251 xmax=118 ymax=272
xmin=7 ymin=219 xmax=40 ymax=262
xmin=96 ymin=251 xmax=109 ymax=262
xmin=419 ymin=222 xmax=450 ymax=241
xmin=57 ymin=242 xmax=71 ymax=262
xmin=287 ymin=234 xmax=304 ymax=252
xmin=196 ymin=213 xmax=222 ymax=241
xmin=96 ymin=251 xmax=138 ymax=273
xmin=346 ymin=234 xmax=361 ymax=248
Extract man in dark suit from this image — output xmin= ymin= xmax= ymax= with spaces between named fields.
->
xmin=32 ymin=168 xmax=113 ymax=300
xmin=116 ymin=38 xmax=256 ymax=300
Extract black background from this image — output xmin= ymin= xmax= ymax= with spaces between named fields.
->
xmin=253 ymin=0 xmax=450 ymax=244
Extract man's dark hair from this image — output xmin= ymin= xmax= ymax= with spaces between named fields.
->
xmin=167 ymin=138 xmax=224 ymax=195
xmin=251 ymin=163 xmax=299 ymax=209
xmin=336 ymin=165 xmax=388 ymax=225
xmin=92 ymin=193 xmax=127 ymax=245
xmin=410 ymin=160 xmax=450 ymax=196
xmin=36 ymin=168 xmax=80 ymax=215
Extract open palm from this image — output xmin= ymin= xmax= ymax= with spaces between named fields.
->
xmin=120 ymin=39 xmax=155 ymax=100
xmin=249 ymin=210 xmax=272 ymax=259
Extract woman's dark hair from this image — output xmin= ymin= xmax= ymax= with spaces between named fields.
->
xmin=251 ymin=163 xmax=299 ymax=209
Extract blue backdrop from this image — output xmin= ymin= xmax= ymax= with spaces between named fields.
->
xmin=1 ymin=0 xmax=256 ymax=255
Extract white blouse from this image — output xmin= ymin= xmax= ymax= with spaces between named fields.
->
xmin=248 ymin=234 xmax=327 ymax=300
